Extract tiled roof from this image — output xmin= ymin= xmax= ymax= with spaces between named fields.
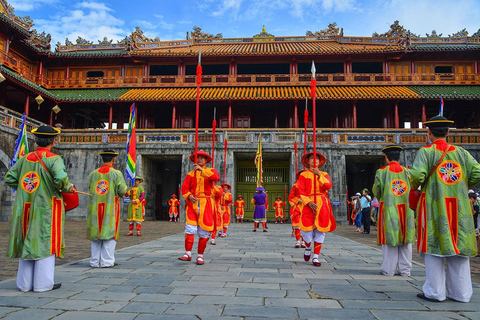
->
xmin=49 ymin=88 xmax=131 ymax=102
xmin=407 ymin=86 xmax=480 ymax=99
xmin=0 ymin=64 xmax=53 ymax=98
xmin=51 ymin=50 xmax=127 ymax=58
xmin=407 ymin=44 xmax=480 ymax=51
xmin=118 ymin=86 xmax=420 ymax=101
xmin=130 ymin=41 xmax=404 ymax=57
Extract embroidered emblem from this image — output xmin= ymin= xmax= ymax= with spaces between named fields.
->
xmin=391 ymin=179 xmax=408 ymax=196
xmin=438 ymin=160 xmax=462 ymax=185
xmin=96 ymin=179 xmax=109 ymax=195
xmin=21 ymin=171 xmax=40 ymax=193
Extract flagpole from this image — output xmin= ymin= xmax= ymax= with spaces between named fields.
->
xmin=195 ymin=48 xmax=202 ymax=164
xmin=212 ymin=107 xmax=216 ymax=167
xmin=310 ymin=61 xmax=317 ymax=204
xmin=303 ymin=97 xmax=308 ymax=170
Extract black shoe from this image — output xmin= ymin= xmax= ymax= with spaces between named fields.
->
xmin=52 ymin=283 xmax=61 ymax=290
xmin=103 ymin=262 xmax=118 ymax=268
xmin=417 ymin=293 xmax=441 ymax=302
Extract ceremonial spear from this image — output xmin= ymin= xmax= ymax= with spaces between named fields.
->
xmin=223 ymin=138 xmax=228 ymax=185
xmin=212 ymin=107 xmax=216 ymax=167
xmin=310 ymin=61 xmax=317 ymax=203
xmin=194 ymin=48 xmax=202 ymax=165
xmin=303 ymin=97 xmax=308 ymax=170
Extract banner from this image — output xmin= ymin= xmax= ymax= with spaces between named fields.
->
xmin=10 ymin=113 xmax=28 ymax=168
xmin=126 ymin=103 xmax=136 ymax=186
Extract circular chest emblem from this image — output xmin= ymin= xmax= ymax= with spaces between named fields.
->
xmin=391 ymin=179 xmax=408 ymax=196
xmin=21 ymin=171 xmax=40 ymax=193
xmin=438 ymin=160 xmax=462 ymax=185
xmin=96 ymin=179 xmax=109 ymax=195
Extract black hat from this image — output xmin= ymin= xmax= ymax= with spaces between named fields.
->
xmin=100 ymin=150 xmax=119 ymax=156
xmin=31 ymin=125 xmax=61 ymax=137
xmin=423 ymin=116 xmax=454 ymax=128
xmin=381 ymin=145 xmax=403 ymax=153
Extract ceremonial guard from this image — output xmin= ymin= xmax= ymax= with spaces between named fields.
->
xmin=87 ymin=150 xmax=127 ymax=268
xmin=372 ymin=145 xmax=414 ymax=276
xmin=179 ymin=150 xmax=220 ymax=264
xmin=210 ymin=183 xmax=223 ymax=245
xmin=410 ymin=116 xmax=480 ymax=303
xmin=252 ymin=187 xmax=268 ymax=232
xmin=5 ymin=125 xmax=74 ymax=292
xmin=233 ymin=195 xmax=245 ymax=223
xmin=220 ymin=183 xmax=233 ymax=237
xmin=298 ymin=152 xmax=336 ymax=267
xmin=274 ymin=196 xmax=285 ymax=224
xmin=168 ymin=194 xmax=180 ymax=222
xmin=289 ymin=170 xmax=306 ymax=248
xmin=125 ymin=177 xmax=145 ymax=236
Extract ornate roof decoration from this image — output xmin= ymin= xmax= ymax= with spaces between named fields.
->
xmin=372 ymin=20 xmax=419 ymax=38
xmin=425 ymin=30 xmax=442 ymax=38
xmin=449 ymin=28 xmax=468 ymax=37
xmin=28 ymin=29 xmax=51 ymax=50
xmin=254 ymin=25 xmax=274 ymax=38
xmin=306 ymin=22 xmax=342 ymax=36
xmin=472 ymin=29 xmax=480 ymax=37
xmin=0 ymin=0 xmax=34 ymax=31
xmin=188 ymin=26 xmax=222 ymax=39
xmin=76 ymin=36 xmax=93 ymax=45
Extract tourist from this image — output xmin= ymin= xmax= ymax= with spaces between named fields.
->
xmin=353 ymin=192 xmax=362 ymax=232
xmin=360 ymin=189 xmax=372 ymax=234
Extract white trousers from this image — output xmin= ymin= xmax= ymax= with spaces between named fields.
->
xmin=301 ymin=229 xmax=325 ymax=244
xmin=184 ymin=224 xmax=209 ymax=238
xmin=90 ymin=239 xmax=117 ymax=268
xmin=423 ymin=254 xmax=472 ymax=302
xmin=17 ymin=254 xmax=55 ymax=292
xmin=381 ymin=243 xmax=412 ymax=276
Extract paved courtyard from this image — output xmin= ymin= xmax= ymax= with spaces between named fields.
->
xmin=0 ymin=223 xmax=479 ymax=319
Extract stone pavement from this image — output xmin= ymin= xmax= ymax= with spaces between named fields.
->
xmin=0 ymin=223 xmax=479 ymax=320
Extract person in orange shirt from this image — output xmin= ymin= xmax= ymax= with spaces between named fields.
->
xmin=233 ymin=195 xmax=246 ymax=223
xmin=178 ymin=150 xmax=220 ymax=265
xmin=289 ymin=170 xmax=306 ymax=248
xmin=210 ymin=183 xmax=223 ymax=245
xmin=274 ymin=196 xmax=285 ymax=224
xmin=298 ymin=152 xmax=336 ymax=267
xmin=168 ymin=194 xmax=179 ymax=222
xmin=220 ymin=184 xmax=233 ymax=237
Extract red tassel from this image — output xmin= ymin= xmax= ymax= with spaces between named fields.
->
xmin=196 ymin=65 xmax=202 ymax=84
xmin=310 ymin=79 xmax=317 ymax=98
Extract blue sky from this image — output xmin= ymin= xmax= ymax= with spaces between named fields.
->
xmin=8 ymin=0 xmax=480 ymax=47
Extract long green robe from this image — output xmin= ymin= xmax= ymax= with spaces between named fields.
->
xmin=5 ymin=147 xmax=71 ymax=259
xmin=87 ymin=164 xmax=127 ymax=240
xmin=373 ymin=161 xmax=415 ymax=247
xmin=127 ymin=185 xmax=144 ymax=222
xmin=410 ymin=139 xmax=480 ymax=257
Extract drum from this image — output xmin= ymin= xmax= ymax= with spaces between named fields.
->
xmin=63 ymin=192 xmax=79 ymax=211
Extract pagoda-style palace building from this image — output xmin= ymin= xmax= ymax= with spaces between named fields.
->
xmin=1 ymin=0 xmax=479 ymax=222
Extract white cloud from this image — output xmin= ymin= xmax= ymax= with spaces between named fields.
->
xmin=8 ymin=0 xmax=58 ymax=12
xmin=32 ymin=2 xmax=128 ymax=46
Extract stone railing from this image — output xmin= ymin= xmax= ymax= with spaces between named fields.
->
xmin=0 ymin=105 xmax=46 ymax=132
xmin=55 ymin=128 xmax=480 ymax=146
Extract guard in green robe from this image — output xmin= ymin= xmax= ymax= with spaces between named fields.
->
xmin=410 ymin=115 xmax=480 ymax=303
xmin=87 ymin=150 xmax=127 ymax=268
xmin=373 ymin=145 xmax=415 ymax=277
xmin=125 ymin=177 xmax=145 ymax=236
xmin=5 ymin=125 xmax=73 ymax=292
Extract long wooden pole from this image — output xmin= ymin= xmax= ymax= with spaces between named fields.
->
xmin=303 ymin=98 xmax=308 ymax=170
xmin=212 ymin=107 xmax=216 ymax=167
xmin=195 ymin=49 xmax=202 ymax=164
xmin=223 ymin=138 xmax=228 ymax=185
xmin=310 ymin=61 xmax=317 ymax=203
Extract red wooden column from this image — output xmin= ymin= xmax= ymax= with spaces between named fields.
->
xmin=274 ymin=106 xmax=278 ymax=128
xmin=293 ymin=100 xmax=298 ymax=128
xmin=421 ymin=101 xmax=427 ymax=124
xmin=352 ymin=100 xmax=357 ymax=128
xmin=118 ymin=105 xmax=124 ymax=129
xmin=49 ymin=109 xmax=53 ymax=126
xmin=394 ymin=100 xmax=399 ymax=128
xmin=24 ymin=95 xmax=30 ymax=117
xmin=228 ymin=101 xmax=232 ymax=128
xmin=171 ymin=102 xmax=177 ymax=128
xmin=108 ymin=103 xmax=113 ymax=129
xmin=411 ymin=104 xmax=418 ymax=128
